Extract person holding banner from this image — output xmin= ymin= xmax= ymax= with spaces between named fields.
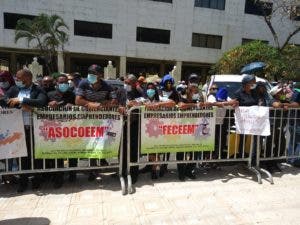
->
xmin=47 ymin=74 xmax=76 ymax=188
xmin=0 ymin=71 xmax=18 ymax=108
xmin=177 ymin=82 xmax=209 ymax=181
xmin=7 ymin=69 xmax=47 ymax=192
xmin=75 ymin=64 xmax=116 ymax=181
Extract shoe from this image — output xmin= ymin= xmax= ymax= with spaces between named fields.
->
xmin=151 ymin=171 xmax=158 ymax=180
xmin=68 ymin=172 xmax=77 ymax=182
xmin=17 ymin=183 xmax=28 ymax=193
xmin=185 ymin=171 xmax=196 ymax=180
xmin=88 ymin=172 xmax=97 ymax=181
xmin=53 ymin=175 xmax=64 ymax=189
xmin=31 ymin=178 xmax=41 ymax=190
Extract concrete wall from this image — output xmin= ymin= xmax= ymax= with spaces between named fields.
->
xmin=0 ymin=0 xmax=299 ymax=64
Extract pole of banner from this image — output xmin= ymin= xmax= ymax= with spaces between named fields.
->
xmin=127 ymin=107 xmax=133 ymax=194
xmin=247 ymin=135 xmax=262 ymax=184
xmin=119 ymin=113 xmax=126 ymax=195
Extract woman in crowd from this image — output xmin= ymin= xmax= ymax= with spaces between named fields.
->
xmin=0 ymin=71 xmax=18 ymax=107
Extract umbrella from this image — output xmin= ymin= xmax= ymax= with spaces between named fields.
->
xmin=241 ymin=62 xmax=266 ymax=74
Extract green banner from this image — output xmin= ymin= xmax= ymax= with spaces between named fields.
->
xmin=33 ymin=109 xmax=123 ymax=159
xmin=140 ymin=107 xmax=216 ymax=154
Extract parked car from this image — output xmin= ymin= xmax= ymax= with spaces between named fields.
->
xmin=204 ymin=74 xmax=273 ymax=100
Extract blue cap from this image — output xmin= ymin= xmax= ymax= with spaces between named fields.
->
xmin=241 ymin=74 xmax=255 ymax=84
xmin=216 ymin=88 xmax=228 ymax=102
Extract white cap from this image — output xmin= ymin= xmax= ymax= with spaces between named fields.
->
xmin=270 ymin=86 xmax=283 ymax=96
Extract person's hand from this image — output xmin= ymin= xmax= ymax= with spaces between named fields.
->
xmin=85 ymin=102 xmax=101 ymax=110
xmin=230 ymin=100 xmax=239 ymax=108
xmin=118 ymin=106 xmax=126 ymax=115
xmin=178 ymin=102 xmax=189 ymax=110
xmin=145 ymin=102 xmax=159 ymax=110
xmin=65 ymin=103 xmax=74 ymax=109
xmin=7 ymin=98 xmax=20 ymax=107
xmin=48 ymin=101 xmax=59 ymax=108
xmin=127 ymin=100 xmax=140 ymax=108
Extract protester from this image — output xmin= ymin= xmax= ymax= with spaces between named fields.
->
xmin=75 ymin=64 xmax=116 ymax=181
xmin=41 ymin=75 xmax=55 ymax=93
xmin=0 ymin=71 xmax=18 ymax=107
xmin=7 ymin=69 xmax=47 ymax=192
xmin=47 ymin=74 xmax=76 ymax=187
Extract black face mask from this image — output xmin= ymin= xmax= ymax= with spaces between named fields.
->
xmin=43 ymin=84 xmax=55 ymax=92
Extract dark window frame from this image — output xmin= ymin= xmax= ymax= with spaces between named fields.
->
xmin=194 ymin=0 xmax=226 ymax=10
xmin=136 ymin=27 xmax=171 ymax=44
xmin=244 ymin=0 xmax=273 ymax=16
xmin=192 ymin=33 xmax=222 ymax=49
xmin=3 ymin=12 xmax=36 ymax=30
xmin=74 ymin=20 xmax=113 ymax=39
xmin=150 ymin=0 xmax=172 ymax=3
xmin=242 ymin=38 xmax=269 ymax=45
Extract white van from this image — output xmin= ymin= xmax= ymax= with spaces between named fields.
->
xmin=204 ymin=74 xmax=272 ymax=100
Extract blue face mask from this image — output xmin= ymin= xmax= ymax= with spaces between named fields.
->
xmin=15 ymin=80 xmax=25 ymax=89
xmin=147 ymin=89 xmax=156 ymax=99
xmin=87 ymin=74 xmax=98 ymax=84
xmin=58 ymin=83 xmax=69 ymax=93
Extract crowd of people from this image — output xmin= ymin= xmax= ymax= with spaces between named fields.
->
xmin=0 ymin=64 xmax=300 ymax=193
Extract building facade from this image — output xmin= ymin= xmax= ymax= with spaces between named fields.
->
xmin=0 ymin=0 xmax=299 ymax=81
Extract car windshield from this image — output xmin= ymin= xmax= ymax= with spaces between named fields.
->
xmin=213 ymin=82 xmax=242 ymax=99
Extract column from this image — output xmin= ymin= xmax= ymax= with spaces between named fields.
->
xmin=119 ymin=56 xmax=127 ymax=77
xmin=10 ymin=53 xmax=17 ymax=74
xmin=159 ymin=62 xmax=165 ymax=76
xmin=174 ymin=61 xmax=182 ymax=83
xmin=57 ymin=51 xmax=65 ymax=73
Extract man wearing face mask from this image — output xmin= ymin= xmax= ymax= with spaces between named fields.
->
xmin=75 ymin=64 xmax=115 ymax=181
xmin=7 ymin=69 xmax=47 ymax=192
xmin=41 ymin=75 xmax=55 ymax=93
xmin=233 ymin=74 xmax=258 ymax=107
xmin=47 ymin=74 xmax=76 ymax=188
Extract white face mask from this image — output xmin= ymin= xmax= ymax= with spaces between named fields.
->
xmin=124 ymin=84 xmax=132 ymax=92
xmin=250 ymin=84 xmax=257 ymax=90
xmin=162 ymin=91 xmax=172 ymax=97
xmin=0 ymin=81 xmax=10 ymax=89
xmin=192 ymin=93 xmax=200 ymax=100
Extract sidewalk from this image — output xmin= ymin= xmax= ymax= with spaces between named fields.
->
xmin=0 ymin=164 xmax=300 ymax=225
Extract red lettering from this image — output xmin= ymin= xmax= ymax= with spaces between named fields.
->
xmin=48 ymin=127 xmax=55 ymax=138
xmin=178 ymin=125 xmax=183 ymax=134
xmin=91 ymin=127 xmax=96 ymax=137
xmin=70 ymin=127 xmax=76 ymax=137
xmin=63 ymin=127 xmax=69 ymax=137
xmin=96 ymin=127 xmax=104 ymax=137
xmin=55 ymin=127 xmax=62 ymax=138
xmin=167 ymin=125 xmax=172 ymax=135
xmin=172 ymin=125 xmax=178 ymax=134
xmin=85 ymin=127 xmax=91 ymax=137
xmin=78 ymin=127 xmax=84 ymax=137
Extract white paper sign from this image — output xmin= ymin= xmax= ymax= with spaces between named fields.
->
xmin=234 ymin=106 xmax=270 ymax=136
xmin=0 ymin=109 xmax=27 ymax=159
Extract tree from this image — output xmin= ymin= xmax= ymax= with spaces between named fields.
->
xmin=250 ymin=0 xmax=300 ymax=51
xmin=211 ymin=41 xmax=299 ymax=80
xmin=15 ymin=13 xmax=69 ymax=74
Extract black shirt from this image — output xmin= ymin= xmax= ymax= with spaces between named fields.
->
xmin=234 ymin=88 xmax=258 ymax=106
xmin=47 ymin=89 xmax=75 ymax=105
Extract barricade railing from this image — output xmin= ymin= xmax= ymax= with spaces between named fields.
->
xmin=0 ymin=106 xmax=126 ymax=195
xmin=126 ymin=106 xmax=276 ymax=194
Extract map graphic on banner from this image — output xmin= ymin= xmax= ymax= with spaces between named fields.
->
xmin=235 ymin=106 xmax=270 ymax=136
xmin=140 ymin=107 xmax=216 ymax=154
xmin=33 ymin=109 xmax=123 ymax=159
xmin=0 ymin=109 xmax=27 ymax=159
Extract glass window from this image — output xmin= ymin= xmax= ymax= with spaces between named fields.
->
xmin=3 ymin=12 xmax=35 ymax=29
xmin=151 ymin=0 xmax=172 ymax=3
xmin=192 ymin=33 xmax=222 ymax=49
xmin=136 ymin=27 xmax=170 ymax=44
xmin=74 ymin=20 xmax=112 ymax=39
xmin=244 ymin=0 xmax=273 ymax=16
xmin=195 ymin=0 xmax=225 ymax=10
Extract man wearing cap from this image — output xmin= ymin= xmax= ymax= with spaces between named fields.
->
xmin=75 ymin=64 xmax=117 ymax=181
xmin=233 ymin=74 xmax=258 ymax=106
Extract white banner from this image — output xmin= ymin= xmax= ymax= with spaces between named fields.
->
xmin=234 ymin=106 xmax=270 ymax=136
xmin=0 ymin=109 xmax=27 ymax=159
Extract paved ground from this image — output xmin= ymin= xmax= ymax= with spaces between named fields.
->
xmin=0 ymin=164 xmax=300 ymax=225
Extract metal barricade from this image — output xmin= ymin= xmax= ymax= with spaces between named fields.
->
xmin=0 ymin=107 xmax=126 ymax=195
xmin=257 ymin=108 xmax=300 ymax=173
xmin=126 ymin=106 xmax=269 ymax=194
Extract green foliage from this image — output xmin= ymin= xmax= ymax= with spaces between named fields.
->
xmin=15 ymin=13 xmax=69 ymax=74
xmin=211 ymin=41 xmax=299 ymax=80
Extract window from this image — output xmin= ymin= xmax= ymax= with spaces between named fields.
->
xmin=3 ymin=12 xmax=35 ymax=29
xmin=74 ymin=20 xmax=112 ymax=39
xmin=244 ymin=0 xmax=273 ymax=16
xmin=150 ymin=0 xmax=172 ymax=3
xmin=242 ymin=38 xmax=269 ymax=45
xmin=136 ymin=27 xmax=170 ymax=44
xmin=192 ymin=33 xmax=222 ymax=49
xmin=194 ymin=0 xmax=225 ymax=10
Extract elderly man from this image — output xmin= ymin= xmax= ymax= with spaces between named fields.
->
xmin=8 ymin=69 xmax=47 ymax=192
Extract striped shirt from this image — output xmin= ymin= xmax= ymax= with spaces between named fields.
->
xmin=76 ymin=79 xmax=113 ymax=102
